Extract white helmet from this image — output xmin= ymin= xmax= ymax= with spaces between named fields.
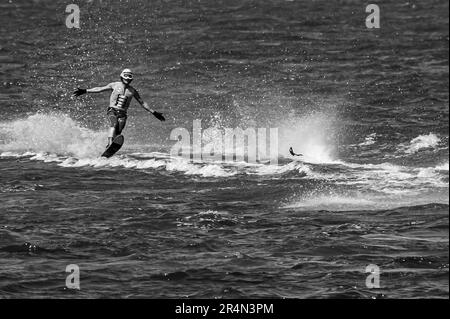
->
xmin=120 ymin=68 xmax=133 ymax=80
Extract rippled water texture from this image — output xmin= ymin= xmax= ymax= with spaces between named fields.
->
xmin=0 ymin=0 xmax=448 ymax=298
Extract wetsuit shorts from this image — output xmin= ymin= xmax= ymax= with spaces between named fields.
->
xmin=107 ymin=107 xmax=127 ymax=134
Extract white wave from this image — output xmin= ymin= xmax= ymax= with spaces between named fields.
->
xmin=284 ymin=195 xmax=377 ymax=211
xmin=167 ymin=159 xmax=235 ymax=178
xmin=402 ymin=133 xmax=441 ymax=154
xmin=285 ymin=189 xmax=449 ymax=211
xmin=360 ymin=133 xmax=377 ymax=146
xmin=0 ymin=151 xmax=36 ymax=158
xmin=0 ymin=113 xmax=105 ymax=158
xmin=1 ymin=114 xmax=447 ymax=188
xmin=251 ymin=161 xmax=309 ymax=175
xmin=292 ymin=159 xmax=449 ymax=201
xmin=198 ymin=210 xmax=227 ymax=216
xmin=23 ymin=151 xmax=235 ymax=178
xmin=435 ymin=162 xmax=449 ymax=171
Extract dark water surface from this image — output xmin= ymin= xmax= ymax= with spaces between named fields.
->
xmin=0 ymin=0 xmax=448 ymax=298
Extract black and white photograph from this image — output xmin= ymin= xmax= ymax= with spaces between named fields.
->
xmin=0 ymin=0 xmax=448 ymax=306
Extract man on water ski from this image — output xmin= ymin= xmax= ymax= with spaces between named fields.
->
xmin=73 ymin=68 xmax=165 ymax=148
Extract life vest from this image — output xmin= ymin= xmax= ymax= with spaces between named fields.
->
xmin=115 ymin=94 xmax=129 ymax=109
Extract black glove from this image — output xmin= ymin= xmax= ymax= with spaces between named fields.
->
xmin=152 ymin=111 xmax=166 ymax=122
xmin=73 ymin=88 xmax=87 ymax=97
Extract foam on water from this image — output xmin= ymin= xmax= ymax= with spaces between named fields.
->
xmin=0 ymin=113 xmax=448 ymax=205
xmin=402 ymin=133 xmax=441 ymax=154
xmin=359 ymin=133 xmax=377 ymax=146
xmin=285 ymin=159 xmax=449 ymax=210
xmin=278 ymin=111 xmax=337 ymax=164
xmin=284 ymin=195 xmax=377 ymax=211
xmin=435 ymin=162 xmax=449 ymax=171
xmin=18 ymin=151 xmax=310 ymax=178
xmin=285 ymin=187 xmax=449 ymax=212
xmin=0 ymin=113 xmax=106 ymax=158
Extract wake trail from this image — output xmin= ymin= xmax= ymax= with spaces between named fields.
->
xmin=0 ymin=114 xmax=448 ymax=202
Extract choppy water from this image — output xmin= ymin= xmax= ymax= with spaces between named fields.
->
xmin=0 ymin=0 xmax=448 ymax=298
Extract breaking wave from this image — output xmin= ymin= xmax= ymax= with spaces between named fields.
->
xmin=402 ymin=133 xmax=441 ymax=154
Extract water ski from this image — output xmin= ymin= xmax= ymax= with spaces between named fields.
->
xmin=101 ymin=135 xmax=124 ymax=158
xmin=289 ymin=147 xmax=303 ymax=157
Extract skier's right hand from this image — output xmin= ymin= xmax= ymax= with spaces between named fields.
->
xmin=73 ymin=88 xmax=87 ymax=97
